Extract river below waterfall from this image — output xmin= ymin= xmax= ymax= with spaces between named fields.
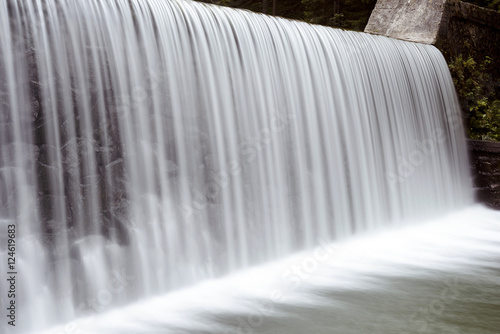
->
xmin=39 ymin=206 xmax=500 ymax=334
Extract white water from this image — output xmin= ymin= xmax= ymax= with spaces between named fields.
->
xmin=0 ymin=0 xmax=480 ymax=332
xmin=40 ymin=206 xmax=500 ymax=334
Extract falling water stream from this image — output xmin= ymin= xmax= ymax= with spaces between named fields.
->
xmin=0 ymin=0 xmax=496 ymax=333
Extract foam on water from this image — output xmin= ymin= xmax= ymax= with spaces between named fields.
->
xmin=40 ymin=206 xmax=500 ymax=334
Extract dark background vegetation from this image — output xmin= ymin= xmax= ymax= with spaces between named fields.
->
xmin=197 ymin=0 xmax=499 ymax=31
xmin=196 ymin=0 xmax=500 ymax=141
xmin=197 ymin=0 xmax=377 ymax=31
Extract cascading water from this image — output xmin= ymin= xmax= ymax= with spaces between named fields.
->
xmin=0 ymin=0 xmax=478 ymax=332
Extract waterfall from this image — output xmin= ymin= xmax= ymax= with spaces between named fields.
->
xmin=0 ymin=0 xmax=473 ymax=332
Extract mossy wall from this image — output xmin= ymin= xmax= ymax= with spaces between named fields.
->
xmin=468 ymin=140 xmax=500 ymax=209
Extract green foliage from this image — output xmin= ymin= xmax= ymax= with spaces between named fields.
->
xmin=449 ymin=55 xmax=500 ymax=141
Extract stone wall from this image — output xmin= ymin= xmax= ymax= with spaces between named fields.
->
xmin=364 ymin=0 xmax=500 ymax=72
xmin=437 ymin=1 xmax=500 ymax=80
xmin=468 ymin=140 xmax=500 ymax=209
xmin=365 ymin=0 xmax=500 ymax=122
xmin=364 ymin=0 xmax=447 ymax=44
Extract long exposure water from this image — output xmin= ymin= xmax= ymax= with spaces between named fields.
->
xmin=40 ymin=206 xmax=500 ymax=334
xmin=0 ymin=0 xmax=494 ymax=333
